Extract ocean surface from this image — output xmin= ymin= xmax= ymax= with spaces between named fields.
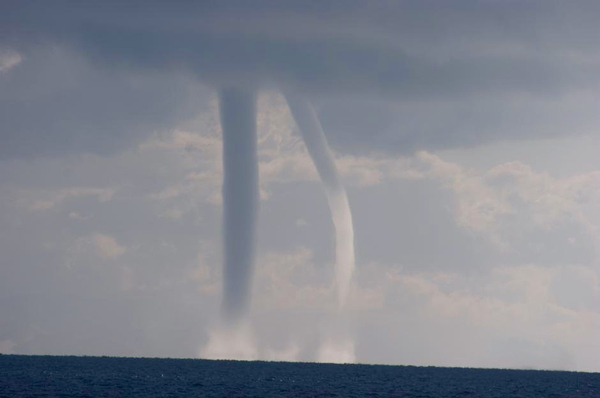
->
xmin=1 ymin=355 xmax=598 ymax=397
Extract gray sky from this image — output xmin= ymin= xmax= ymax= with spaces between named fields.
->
xmin=1 ymin=1 xmax=600 ymax=372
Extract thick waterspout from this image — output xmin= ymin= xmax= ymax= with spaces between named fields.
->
xmin=219 ymin=88 xmax=259 ymax=323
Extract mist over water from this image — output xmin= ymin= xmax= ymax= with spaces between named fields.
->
xmin=285 ymin=93 xmax=355 ymax=306
xmin=219 ymin=89 xmax=259 ymax=324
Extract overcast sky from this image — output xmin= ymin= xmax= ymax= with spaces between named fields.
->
xmin=2 ymin=1 xmax=600 ymax=372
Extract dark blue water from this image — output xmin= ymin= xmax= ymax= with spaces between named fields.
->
xmin=1 ymin=355 xmax=598 ymax=397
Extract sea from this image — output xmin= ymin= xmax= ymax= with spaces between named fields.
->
xmin=1 ymin=355 xmax=598 ymax=397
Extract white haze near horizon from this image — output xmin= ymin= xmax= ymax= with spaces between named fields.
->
xmin=1 ymin=1 xmax=600 ymax=372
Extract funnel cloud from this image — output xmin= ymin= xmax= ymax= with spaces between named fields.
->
xmin=219 ymin=88 xmax=259 ymax=323
xmin=219 ymin=90 xmax=355 ymax=318
xmin=285 ymin=93 xmax=355 ymax=305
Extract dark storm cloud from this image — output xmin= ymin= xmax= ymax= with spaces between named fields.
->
xmin=317 ymin=93 xmax=600 ymax=155
xmin=0 ymin=47 xmax=209 ymax=159
xmin=5 ymin=0 xmax=600 ymax=95
xmin=2 ymin=0 xmax=600 ymax=157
